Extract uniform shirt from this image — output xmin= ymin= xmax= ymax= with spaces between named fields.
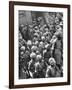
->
xmin=55 ymin=39 xmax=61 ymax=49
xmin=44 ymin=50 xmax=52 ymax=63
xmin=54 ymin=39 xmax=62 ymax=65
xmin=46 ymin=66 xmax=56 ymax=77
xmin=33 ymin=61 xmax=45 ymax=78
xmin=28 ymin=59 xmax=35 ymax=73
xmin=46 ymin=65 xmax=61 ymax=77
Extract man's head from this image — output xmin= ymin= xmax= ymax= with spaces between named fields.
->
xmin=20 ymin=46 xmax=25 ymax=51
xmin=41 ymin=36 xmax=45 ymax=42
xmin=30 ymin=52 xmax=36 ymax=60
xmin=49 ymin=57 xmax=56 ymax=66
xmin=31 ymin=45 xmax=38 ymax=52
xmin=27 ymin=40 xmax=32 ymax=46
xmin=36 ymin=55 xmax=42 ymax=62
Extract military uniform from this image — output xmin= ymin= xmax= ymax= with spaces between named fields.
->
xmin=54 ymin=39 xmax=62 ymax=69
xmin=44 ymin=50 xmax=52 ymax=64
xmin=28 ymin=59 xmax=35 ymax=78
xmin=33 ymin=61 xmax=45 ymax=78
xmin=46 ymin=65 xmax=61 ymax=77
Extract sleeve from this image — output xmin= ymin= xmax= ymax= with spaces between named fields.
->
xmin=45 ymin=67 xmax=51 ymax=78
xmin=28 ymin=61 xmax=31 ymax=70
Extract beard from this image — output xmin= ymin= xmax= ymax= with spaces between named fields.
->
xmin=51 ymin=64 xmax=55 ymax=67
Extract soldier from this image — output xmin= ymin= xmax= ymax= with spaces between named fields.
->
xmin=19 ymin=66 xmax=30 ymax=79
xmin=44 ymin=44 xmax=52 ymax=64
xmin=20 ymin=46 xmax=25 ymax=52
xmin=53 ymin=32 xmax=62 ymax=69
xmin=31 ymin=45 xmax=38 ymax=53
xmin=20 ymin=25 xmax=30 ymax=41
xmin=28 ymin=52 xmax=36 ymax=78
xmin=41 ymin=36 xmax=45 ymax=43
xmin=27 ymin=40 xmax=32 ymax=52
xmin=33 ymin=55 xmax=46 ymax=78
xmin=45 ymin=57 xmax=61 ymax=78
xmin=38 ymin=41 xmax=44 ymax=55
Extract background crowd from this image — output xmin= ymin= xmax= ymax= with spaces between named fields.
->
xmin=19 ymin=11 xmax=63 ymax=79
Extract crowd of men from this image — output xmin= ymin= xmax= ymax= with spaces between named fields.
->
xmin=19 ymin=12 xmax=63 ymax=79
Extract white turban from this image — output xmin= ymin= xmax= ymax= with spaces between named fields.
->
xmin=31 ymin=46 xmax=38 ymax=52
xmin=36 ymin=55 xmax=42 ymax=61
xmin=20 ymin=46 xmax=25 ymax=51
xmin=27 ymin=40 xmax=32 ymax=46
xmin=41 ymin=36 xmax=45 ymax=41
xmin=49 ymin=57 xmax=56 ymax=64
xmin=30 ymin=52 xmax=36 ymax=59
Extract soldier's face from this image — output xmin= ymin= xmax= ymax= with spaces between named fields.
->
xmin=50 ymin=61 xmax=55 ymax=66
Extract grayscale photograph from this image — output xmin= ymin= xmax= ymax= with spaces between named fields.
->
xmin=18 ymin=10 xmax=63 ymax=79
